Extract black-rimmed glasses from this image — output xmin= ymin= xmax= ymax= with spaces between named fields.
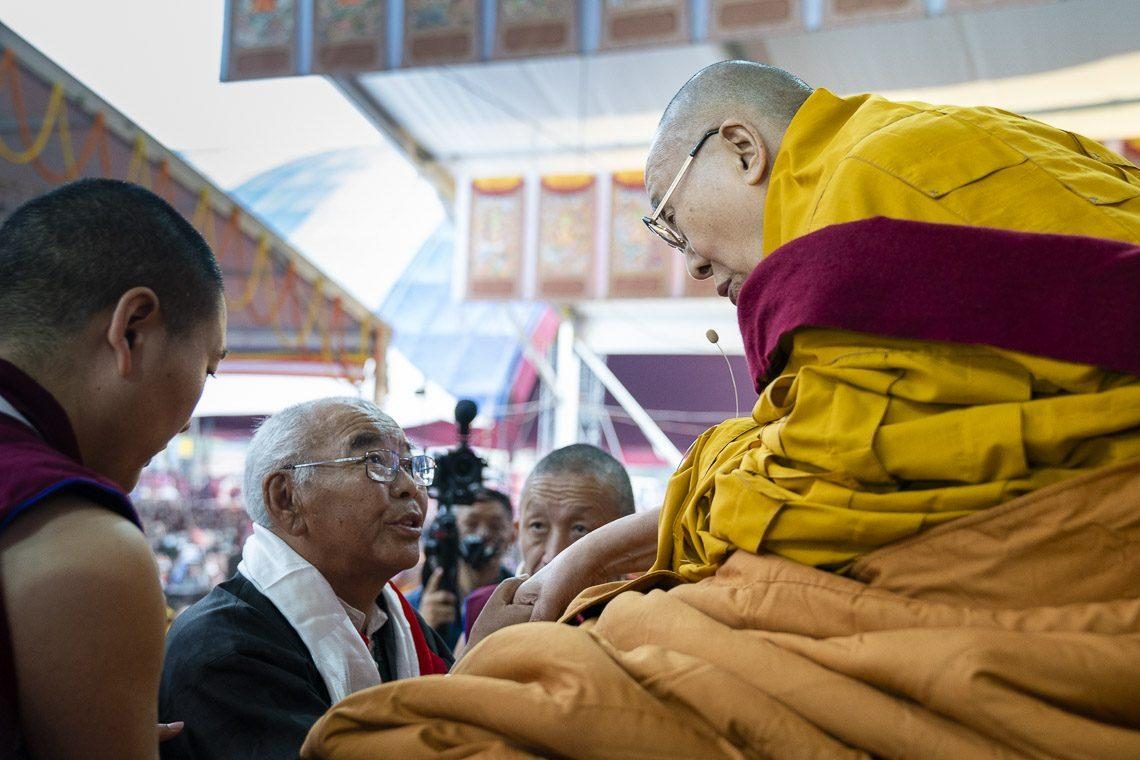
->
xmin=282 ymin=449 xmax=436 ymax=487
xmin=643 ymin=128 xmax=719 ymax=250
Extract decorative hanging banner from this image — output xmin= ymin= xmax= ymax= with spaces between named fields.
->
xmin=403 ymin=0 xmax=481 ymax=67
xmin=225 ymin=0 xmax=298 ymax=80
xmin=313 ymin=0 xmax=387 ymax=74
xmin=820 ymin=0 xmax=923 ymax=27
xmin=599 ymin=0 xmax=689 ymax=51
xmin=222 ymin=0 xmax=1070 ymax=78
xmin=0 ymin=36 xmax=383 ymax=380
xmin=537 ymin=174 xmax=597 ymax=300
xmin=709 ymin=0 xmax=802 ymax=40
xmin=458 ymin=168 xmax=739 ymax=301
xmin=494 ymin=0 xmax=579 ymax=59
xmin=608 ymin=171 xmax=671 ymax=298
xmin=468 ymin=177 xmax=526 ymax=299
xmin=944 ymin=0 xmax=1048 ymax=9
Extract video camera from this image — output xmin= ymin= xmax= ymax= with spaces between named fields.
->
xmin=421 ymin=400 xmax=494 ymax=602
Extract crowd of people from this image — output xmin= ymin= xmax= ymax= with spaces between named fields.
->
xmin=1 ymin=59 xmax=1139 ymax=759
xmin=135 ymin=497 xmax=249 ymax=611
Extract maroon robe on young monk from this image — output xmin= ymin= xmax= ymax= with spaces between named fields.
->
xmin=0 ymin=358 xmax=140 ymax=757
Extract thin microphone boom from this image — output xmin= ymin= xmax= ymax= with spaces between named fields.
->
xmin=705 ymin=329 xmax=740 ymax=419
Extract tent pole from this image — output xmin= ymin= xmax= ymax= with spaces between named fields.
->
xmin=573 ymin=339 xmax=682 ymax=468
xmin=553 ymin=316 xmax=581 ymax=448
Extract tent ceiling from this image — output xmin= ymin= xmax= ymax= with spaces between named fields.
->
xmin=0 ymin=23 xmax=386 ymax=381
xmin=339 ymin=0 xmax=1140 ymax=185
xmin=325 ymin=0 xmax=1140 ymax=357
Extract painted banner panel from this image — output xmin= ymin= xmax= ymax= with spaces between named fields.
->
xmin=536 ymin=174 xmax=597 ymax=300
xmin=709 ymin=0 xmax=802 ymax=39
xmin=495 ymin=0 xmax=579 ymax=59
xmin=403 ymin=0 xmax=481 ymax=66
xmin=820 ymin=0 xmax=923 ymax=27
xmin=944 ymin=0 xmax=1050 ymax=10
xmin=225 ymin=0 xmax=298 ymax=80
xmin=468 ymin=177 xmax=526 ymax=299
xmin=313 ymin=0 xmax=387 ymax=74
xmin=599 ymin=0 xmax=689 ymax=51
xmin=608 ymin=171 xmax=672 ymax=298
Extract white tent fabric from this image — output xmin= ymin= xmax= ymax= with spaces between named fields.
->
xmin=343 ymin=0 xmax=1140 ymax=183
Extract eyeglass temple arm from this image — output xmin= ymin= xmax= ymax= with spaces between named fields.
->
xmin=648 ymin=153 xmax=696 ymax=222
xmin=283 ymin=455 xmax=361 ymax=470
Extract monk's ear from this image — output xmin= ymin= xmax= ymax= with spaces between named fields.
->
xmin=106 ymin=287 xmax=161 ymax=378
xmin=264 ymin=471 xmax=306 ymax=536
xmin=719 ymin=121 xmax=768 ymax=186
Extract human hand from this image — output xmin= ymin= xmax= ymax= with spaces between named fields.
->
xmin=463 ymin=577 xmax=532 ymax=654
xmin=513 ymin=548 xmax=599 ymax=622
xmin=512 ymin=508 xmax=661 ymax=621
xmin=158 ymin=721 xmax=184 ymax=742
xmin=419 ymin=567 xmax=457 ymax=629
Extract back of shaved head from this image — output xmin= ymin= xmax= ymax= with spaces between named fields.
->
xmin=656 ymin=60 xmax=812 ymax=149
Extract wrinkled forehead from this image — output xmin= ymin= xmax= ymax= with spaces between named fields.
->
xmin=315 ymin=402 xmax=407 ymax=457
xmin=521 ymin=471 xmax=617 ymax=516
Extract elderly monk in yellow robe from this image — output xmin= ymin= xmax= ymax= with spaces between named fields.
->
xmin=302 ymin=62 xmax=1140 ymax=759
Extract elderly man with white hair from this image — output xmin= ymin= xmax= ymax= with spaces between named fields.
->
xmin=159 ymin=397 xmax=452 ymax=760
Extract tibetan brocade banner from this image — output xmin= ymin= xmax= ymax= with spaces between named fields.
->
xmin=708 ymin=0 xmax=803 ymax=40
xmin=609 ymin=171 xmax=672 ymax=298
xmin=599 ymin=0 xmax=689 ymax=51
xmin=460 ymin=170 xmax=716 ymax=302
xmin=820 ymin=0 xmax=923 ymax=28
xmin=313 ymin=0 xmax=386 ymax=74
xmin=494 ymin=0 xmax=578 ymax=59
xmin=403 ymin=0 xmax=481 ymax=67
xmin=222 ymin=0 xmax=1061 ymax=78
xmin=224 ymin=0 xmax=298 ymax=80
xmin=537 ymin=174 xmax=597 ymax=300
xmin=468 ymin=177 xmax=525 ymax=299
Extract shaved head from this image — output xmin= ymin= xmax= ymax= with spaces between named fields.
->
xmin=526 ymin=444 xmax=634 ymax=518
xmin=643 ymin=61 xmax=813 ymax=294
xmin=656 ymin=60 xmax=812 ymax=151
xmin=517 ymin=444 xmax=634 ymax=574
xmin=649 ymin=61 xmax=813 ymax=200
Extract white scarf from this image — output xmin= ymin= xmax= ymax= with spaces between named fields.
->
xmin=237 ymin=524 xmax=419 ymax=703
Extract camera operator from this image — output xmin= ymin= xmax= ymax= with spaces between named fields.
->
xmin=407 ymin=488 xmax=515 ymax=649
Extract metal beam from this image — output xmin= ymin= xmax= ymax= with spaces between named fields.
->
xmin=553 ymin=318 xmax=581 ymax=448
xmin=573 ymin=338 xmax=683 ymax=468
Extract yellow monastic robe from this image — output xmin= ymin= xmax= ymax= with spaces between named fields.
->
xmin=654 ymin=329 xmax=1140 ymax=580
xmin=763 ymin=88 xmax=1140 ymax=254
xmin=653 ymin=90 xmax=1140 ymax=580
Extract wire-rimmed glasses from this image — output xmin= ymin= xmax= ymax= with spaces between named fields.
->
xmin=283 ymin=449 xmax=436 ymax=487
xmin=642 ymin=128 xmax=719 ymax=250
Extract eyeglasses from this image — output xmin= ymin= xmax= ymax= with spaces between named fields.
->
xmin=643 ymin=128 xmax=719 ymax=251
xmin=283 ymin=449 xmax=436 ymax=487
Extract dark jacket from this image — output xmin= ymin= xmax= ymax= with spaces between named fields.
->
xmin=159 ymin=572 xmax=452 ymax=760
